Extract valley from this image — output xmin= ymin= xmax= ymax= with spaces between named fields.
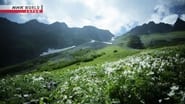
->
xmin=0 ymin=17 xmax=185 ymax=104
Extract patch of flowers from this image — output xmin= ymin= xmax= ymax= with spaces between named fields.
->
xmin=1 ymin=45 xmax=185 ymax=104
xmin=0 ymin=72 xmax=58 ymax=104
xmin=48 ymin=46 xmax=185 ymax=104
xmin=104 ymin=46 xmax=185 ymax=104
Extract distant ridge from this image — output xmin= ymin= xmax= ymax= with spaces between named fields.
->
xmin=173 ymin=18 xmax=185 ymax=31
xmin=126 ymin=18 xmax=185 ymax=35
xmin=0 ymin=17 xmax=113 ymax=68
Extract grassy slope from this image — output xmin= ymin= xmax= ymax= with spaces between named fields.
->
xmin=0 ymin=45 xmax=138 ymax=77
xmin=3 ymin=31 xmax=184 ymax=76
xmin=1 ymin=44 xmax=185 ymax=104
xmin=114 ymin=31 xmax=185 ymax=48
xmin=140 ymin=31 xmax=185 ymax=47
xmin=61 ymin=45 xmax=139 ymax=70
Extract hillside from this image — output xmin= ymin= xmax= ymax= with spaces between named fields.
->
xmin=127 ymin=21 xmax=172 ymax=35
xmin=126 ymin=18 xmax=185 ymax=36
xmin=114 ymin=18 xmax=185 ymax=48
xmin=0 ymin=18 xmax=113 ymax=68
xmin=1 ymin=14 xmax=185 ymax=104
xmin=1 ymin=1 xmax=185 ymax=104
xmin=0 ymin=42 xmax=139 ymax=77
xmin=173 ymin=18 xmax=185 ymax=31
xmin=114 ymin=31 xmax=185 ymax=48
xmin=0 ymin=44 xmax=185 ymax=104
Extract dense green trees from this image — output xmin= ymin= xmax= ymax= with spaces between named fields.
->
xmin=127 ymin=35 xmax=144 ymax=49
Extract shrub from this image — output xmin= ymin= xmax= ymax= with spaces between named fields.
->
xmin=127 ymin=35 xmax=144 ymax=49
xmin=113 ymin=50 xmax=118 ymax=53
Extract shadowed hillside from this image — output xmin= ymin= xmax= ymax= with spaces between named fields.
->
xmin=0 ymin=18 xmax=113 ymax=68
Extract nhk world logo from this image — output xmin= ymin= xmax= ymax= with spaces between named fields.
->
xmin=0 ymin=5 xmax=43 ymax=13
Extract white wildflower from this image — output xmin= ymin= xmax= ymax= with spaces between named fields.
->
xmin=14 ymin=94 xmax=22 ymax=98
xmin=158 ymin=99 xmax=162 ymax=103
xmin=111 ymin=99 xmax=120 ymax=104
xmin=164 ymin=97 xmax=170 ymax=100
xmin=168 ymin=85 xmax=179 ymax=97
xmin=32 ymin=76 xmax=44 ymax=81
xmin=72 ymin=87 xmax=81 ymax=91
xmin=168 ymin=90 xmax=175 ymax=97
xmin=66 ymin=99 xmax=72 ymax=104
xmin=180 ymin=91 xmax=185 ymax=102
xmin=63 ymin=95 xmax=67 ymax=100
xmin=105 ymin=67 xmax=116 ymax=75
xmin=171 ymin=85 xmax=179 ymax=90
xmin=147 ymin=71 xmax=154 ymax=76
xmin=23 ymin=94 xmax=30 ymax=98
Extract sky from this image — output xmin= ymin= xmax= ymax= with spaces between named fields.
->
xmin=0 ymin=0 xmax=185 ymax=35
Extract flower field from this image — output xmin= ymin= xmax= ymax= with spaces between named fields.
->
xmin=0 ymin=45 xmax=185 ymax=104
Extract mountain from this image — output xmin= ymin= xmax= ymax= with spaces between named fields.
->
xmin=173 ymin=18 xmax=185 ymax=31
xmin=126 ymin=18 xmax=185 ymax=36
xmin=0 ymin=17 xmax=113 ymax=68
xmin=127 ymin=21 xmax=173 ymax=35
xmin=114 ymin=18 xmax=185 ymax=48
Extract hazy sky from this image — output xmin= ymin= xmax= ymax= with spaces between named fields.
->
xmin=0 ymin=0 xmax=185 ymax=35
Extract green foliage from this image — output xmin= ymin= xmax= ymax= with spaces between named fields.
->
xmin=115 ymin=31 xmax=185 ymax=48
xmin=1 ymin=45 xmax=185 ymax=104
xmin=113 ymin=50 xmax=118 ymax=53
xmin=0 ymin=18 xmax=113 ymax=68
xmin=38 ymin=49 xmax=105 ymax=71
xmin=0 ymin=72 xmax=59 ymax=104
xmin=127 ymin=35 xmax=144 ymax=49
xmin=108 ymin=45 xmax=185 ymax=104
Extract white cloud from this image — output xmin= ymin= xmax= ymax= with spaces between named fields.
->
xmin=1 ymin=0 xmax=184 ymax=35
xmin=40 ymin=0 xmax=135 ymax=33
xmin=162 ymin=14 xmax=178 ymax=24
xmin=181 ymin=14 xmax=185 ymax=21
xmin=147 ymin=0 xmax=185 ymax=25
xmin=148 ymin=5 xmax=170 ymax=23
